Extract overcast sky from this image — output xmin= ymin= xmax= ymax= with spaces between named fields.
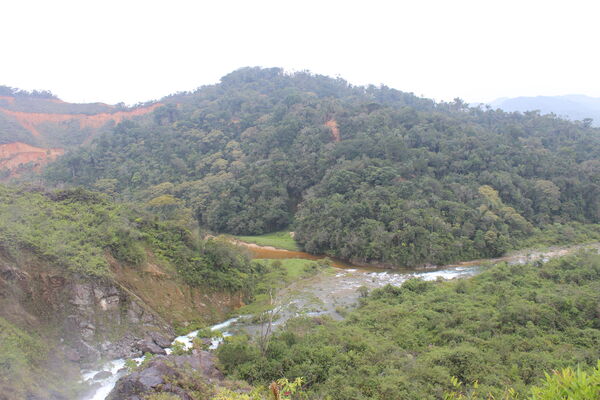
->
xmin=1 ymin=0 xmax=599 ymax=105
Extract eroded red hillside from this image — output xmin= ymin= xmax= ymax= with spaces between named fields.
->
xmin=0 ymin=95 xmax=162 ymax=177
xmin=0 ymin=96 xmax=15 ymax=104
xmin=0 ymin=142 xmax=64 ymax=177
xmin=325 ymin=119 xmax=341 ymax=142
xmin=0 ymin=103 xmax=160 ymax=139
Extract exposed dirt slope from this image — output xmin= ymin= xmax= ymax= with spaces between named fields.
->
xmin=0 ymin=97 xmax=160 ymax=177
xmin=325 ymin=119 xmax=341 ymax=142
xmin=0 ymin=142 xmax=64 ymax=177
xmin=0 ymin=103 xmax=160 ymax=139
xmin=0 ymin=95 xmax=15 ymax=104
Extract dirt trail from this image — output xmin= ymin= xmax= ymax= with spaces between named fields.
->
xmin=230 ymin=238 xmax=356 ymax=269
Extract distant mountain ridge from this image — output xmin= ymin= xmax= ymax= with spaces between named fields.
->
xmin=488 ymin=94 xmax=600 ymax=126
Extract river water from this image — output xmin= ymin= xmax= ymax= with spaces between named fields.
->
xmin=80 ymin=242 xmax=599 ymax=399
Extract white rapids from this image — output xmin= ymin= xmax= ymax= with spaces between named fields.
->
xmin=80 ymin=317 xmax=239 ymax=400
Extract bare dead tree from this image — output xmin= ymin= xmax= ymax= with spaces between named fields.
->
xmin=258 ymin=288 xmax=276 ymax=357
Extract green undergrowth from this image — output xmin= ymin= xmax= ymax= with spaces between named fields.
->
xmin=0 ymin=185 xmax=142 ymax=277
xmin=235 ymin=231 xmax=300 ymax=251
xmin=0 ymin=317 xmax=47 ymax=390
xmin=517 ymin=222 xmax=600 ymax=250
xmin=0 ymin=185 xmax=257 ymax=292
xmin=0 ymin=316 xmax=80 ymax=399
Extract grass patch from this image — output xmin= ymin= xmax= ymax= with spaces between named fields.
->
xmin=266 ymin=258 xmax=317 ymax=280
xmin=235 ymin=231 xmax=299 ymax=251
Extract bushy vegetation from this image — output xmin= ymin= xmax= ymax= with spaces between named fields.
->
xmin=444 ymin=361 xmax=600 ymax=399
xmin=0 ymin=85 xmax=57 ymax=100
xmin=0 ymin=185 xmax=143 ymax=277
xmin=530 ymin=361 xmax=600 ymax=399
xmin=0 ymin=316 xmax=81 ymax=399
xmin=0 ymin=316 xmax=47 ymax=397
xmin=217 ymin=251 xmax=600 ymax=399
xmin=44 ymin=67 xmax=600 ymax=267
xmin=0 ymin=184 xmax=256 ymax=290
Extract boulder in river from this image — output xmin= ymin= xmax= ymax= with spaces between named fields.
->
xmin=93 ymin=370 xmax=113 ymax=380
xmin=150 ymin=330 xmax=174 ymax=348
xmin=136 ymin=337 xmax=167 ymax=355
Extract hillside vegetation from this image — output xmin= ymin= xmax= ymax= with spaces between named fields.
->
xmin=0 ymin=184 xmax=256 ymax=289
xmin=0 ymin=86 xmax=159 ymax=152
xmin=44 ymin=67 xmax=600 ymax=269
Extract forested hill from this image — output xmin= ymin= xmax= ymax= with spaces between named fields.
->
xmin=45 ymin=67 xmax=600 ymax=267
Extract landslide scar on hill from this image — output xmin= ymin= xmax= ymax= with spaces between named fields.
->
xmin=0 ymin=142 xmax=64 ymax=176
xmin=0 ymin=103 xmax=161 ymax=139
xmin=325 ymin=119 xmax=341 ymax=142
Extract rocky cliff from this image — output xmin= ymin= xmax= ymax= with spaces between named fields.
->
xmin=0 ymin=247 xmax=244 ymax=399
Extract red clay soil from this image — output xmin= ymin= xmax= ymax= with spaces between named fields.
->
xmin=0 ymin=96 xmax=16 ymax=105
xmin=0 ymin=142 xmax=64 ymax=175
xmin=325 ymin=119 xmax=341 ymax=142
xmin=0 ymin=103 xmax=161 ymax=139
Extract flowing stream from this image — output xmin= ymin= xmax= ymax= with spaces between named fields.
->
xmin=80 ymin=241 xmax=600 ymax=399
xmin=81 ymin=317 xmax=240 ymax=400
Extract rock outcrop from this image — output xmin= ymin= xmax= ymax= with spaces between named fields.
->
xmin=0 ymin=251 xmax=175 ymax=366
xmin=107 ymin=352 xmax=224 ymax=400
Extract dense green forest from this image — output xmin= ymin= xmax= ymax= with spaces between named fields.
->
xmin=217 ymin=251 xmax=600 ymax=399
xmin=44 ymin=67 xmax=600 ymax=267
xmin=0 ymin=184 xmax=255 ymax=290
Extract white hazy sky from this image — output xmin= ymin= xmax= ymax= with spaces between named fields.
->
xmin=1 ymin=0 xmax=599 ymax=105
